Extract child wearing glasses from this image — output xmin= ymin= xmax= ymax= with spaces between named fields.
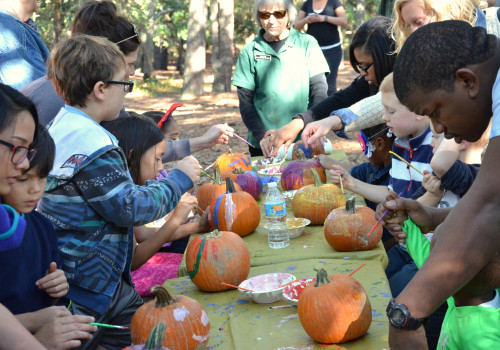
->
xmin=39 ymin=35 xmax=200 ymax=349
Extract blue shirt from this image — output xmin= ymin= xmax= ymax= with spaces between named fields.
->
xmin=0 ymin=211 xmax=62 ymax=314
xmin=0 ymin=12 xmax=49 ymax=90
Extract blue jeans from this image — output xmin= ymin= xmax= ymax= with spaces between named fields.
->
xmin=321 ymin=45 xmax=343 ymax=96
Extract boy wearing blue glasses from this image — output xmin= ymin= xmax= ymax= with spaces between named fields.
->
xmin=39 ymin=35 xmax=199 ymax=349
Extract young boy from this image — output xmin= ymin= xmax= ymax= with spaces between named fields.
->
xmin=379 ymin=21 xmax=500 ymax=348
xmin=40 ymin=35 xmax=199 ymax=349
xmin=0 ymin=126 xmax=96 ymax=348
xmin=412 ymin=123 xmax=490 ymax=209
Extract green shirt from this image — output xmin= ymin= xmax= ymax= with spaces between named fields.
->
xmin=402 ymin=219 xmax=500 ymax=349
xmin=232 ymin=27 xmax=329 ymax=147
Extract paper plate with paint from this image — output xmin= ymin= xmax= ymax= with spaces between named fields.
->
xmin=263 ymin=217 xmax=310 ymax=239
xmin=282 ymin=277 xmax=315 ymax=302
xmin=238 ymin=273 xmax=296 ymax=304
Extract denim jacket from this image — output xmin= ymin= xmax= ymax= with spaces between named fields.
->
xmin=0 ymin=11 xmax=49 ymax=90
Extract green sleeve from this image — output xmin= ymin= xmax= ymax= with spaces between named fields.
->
xmin=402 ymin=218 xmax=430 ymax=269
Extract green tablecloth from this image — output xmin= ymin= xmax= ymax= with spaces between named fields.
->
xmin=178 ymin=150 xmax=388 ymax=277
xmin=164 ymin=258 xmax=391 ymax=350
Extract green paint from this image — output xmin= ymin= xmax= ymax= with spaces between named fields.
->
xmin=188 ymin=236 xmax=207 ymax=279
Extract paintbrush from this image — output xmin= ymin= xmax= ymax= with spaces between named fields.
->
xmin=90 ymin=322 xmax=130 ymax=330
xmin=367 ymin=191 xmax=404 ymax=237
xmin=389 ymin=151 xmax=424 ymax=176
xmin=221 ymin=282 xmax=254 ymax=292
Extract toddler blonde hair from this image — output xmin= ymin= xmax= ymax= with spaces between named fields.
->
xmin=379 ymin=72 xmax=395 ymax=95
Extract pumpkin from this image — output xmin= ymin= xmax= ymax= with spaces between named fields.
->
xmin=297 ymin=268 xmax=372 ymax=344
xmin=209 ymin=177 xmax=260 ymax=237
xmin=196 ymin=165 xmax=242 ymax=215
xmin=324 ymin=197 xmax=382 ymax=251
xmin=130 ymin=286 xmax=210 ymax=350
xmin=213 ymin=149 xmax=252 ymax=174
xmin=122 ymin=323 xmax=169 ymax=350
xmin=186 ymin=229 xmax=250 ymax=292
xmin=292 ymin=140 xmax=325 ymax=159
xmin=222 ymin=167 xmax=263 ymax=200
xmin=292 ymin=168 xmax=346 ymax=225
xmin=281 ymin=149 xmax=326 ymax=191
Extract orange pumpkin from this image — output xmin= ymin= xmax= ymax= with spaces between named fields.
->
xmin=324 ymin=197 xmax=382 ymax=251
xmin=213 ymin=149 xmax=252 ymax=174
xmin=186 ymin=229 xmax=250 ymax=292
xmin=209 ymin=177 xmax=260 ymax=237
xmin=196 ymin=165 xmax=242 ymax=215
xmin=281 ymin=149 xmax=326 ymax=191
xmin=292 ymin=168 xmax=346 ymax=225
xmin=130 ymin=286 xmax=210 ymax=350
xmin=292 ymin=140 xmax=325 ymax=159
xmin=297 ymin=268 xmax=372 ymax=344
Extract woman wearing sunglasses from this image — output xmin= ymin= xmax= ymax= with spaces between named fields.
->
xmin=232 ymin=0 xmax=330 ymax=157
xmin=261 ymin=16 xmax=396 ymax=157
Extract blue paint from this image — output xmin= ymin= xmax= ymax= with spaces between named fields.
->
xmin=219 ymin=327 xmax=223 ymax=331
xmin=212 ymin=195 xmax=225 ymax=229
xmin=236 ymin=299 xmax=250 ymax=305
xmin=205 ymin=304 xmax=216 ymax=307
xmin=380 ymin=292 xmax=390 ymax=298
xmin=229 ymin=160 xmax=240 ymax=167
xmin=204 ymin=298 xmax=208 ymax=300
xmin=216 ymin=335 xmax=221 ymax=338
xmin=377 ymin=323 xmax=383 ymax=326
xmin=318 ymin=261 xmax=326 ymax=264
xmin=286 ymin=266 xmax=297 ymax=270
xmin=373 ymin=313 xmax=383 ymax=317
xmin=343 ymin=256 xmax=350 ymax=260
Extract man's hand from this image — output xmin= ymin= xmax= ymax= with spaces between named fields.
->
xmin=175 ymin=156 xmax=201 ymax=186
xmin=36 ymin=262 xmax=69 ymax=299
xmin=389 ymin=325 xmax=429 ymax=350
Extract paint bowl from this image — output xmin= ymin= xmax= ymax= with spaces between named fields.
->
xmin=263 ymin=217 xmax=310 ymax=239
xmin=238 ymin=273 xmax=296 ymax=304
xmin=282 ymin=277 xmax=315 ymax=302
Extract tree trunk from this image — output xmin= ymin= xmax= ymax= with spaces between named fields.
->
xmin=176 ymin=38 xmax=186 ymax=74
xmin=181 ymin=0 xmax=208 ymax=98
xmin=355 ymin=0 xmax=366 ymax=30
xmin=211 ymin=0 xmax=234 ymax=93
xmin=53 ymin=0 xmax=62 ymax=44
xmin=140 ymin=2 xmax=156 ymax=81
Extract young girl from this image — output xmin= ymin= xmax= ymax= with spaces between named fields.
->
xmin=0 ymin=83 xmax=95 ymax=349
xmin=104 ymin=115 xmax=210 ymax=270
xmin=142 ymin=110 xmax=181 ymax=141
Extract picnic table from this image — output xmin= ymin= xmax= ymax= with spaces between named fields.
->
xmin=164 ymin=258 xmax=391 ymax=350
xmin=178 ymin=150 xmax=389 ymax=278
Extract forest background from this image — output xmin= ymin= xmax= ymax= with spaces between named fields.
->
xmin=32 ymin=0 xmax=389 ymax=175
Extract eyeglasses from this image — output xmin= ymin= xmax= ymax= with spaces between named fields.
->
xmin=0 ymin=139 xmax=37 ymax=165
xmin=356 ymin=62 xmax=373 ymax=74
xmin=114 ymin=23 xmax=140 ymax=45
xmin=105 ymin=80 xmax=134 ymax=93
xmin=258 ymin=10 xmax=287 ymax=20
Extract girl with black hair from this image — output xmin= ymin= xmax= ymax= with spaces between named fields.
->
xmin=261 ymin=16 xmax=397 ymax=157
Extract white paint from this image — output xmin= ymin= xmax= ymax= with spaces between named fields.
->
xmin=173 ymin=306 xmax=190 ymax=321
xmin=224 ymin=195 xmax=235 ymax=230
xmin=201 ymin=310 xmax=209 ymax=326
xmin=192 ymin=333 xmax=209 ymax=342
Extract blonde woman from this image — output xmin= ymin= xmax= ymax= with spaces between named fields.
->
xmin=391 ymin=0 xmax=485 ymax=53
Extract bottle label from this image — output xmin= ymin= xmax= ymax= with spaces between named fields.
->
xmin=264 ymin=200 xmax=287 ymax=216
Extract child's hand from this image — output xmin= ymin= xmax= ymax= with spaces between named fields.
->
xmin=316 ymin=154 xmax=339 ymax=170
xmin=36 ymin=262 xmax=69 ymax=299
xmin=34 ymin=314 xmax=96 ymax=350
xmin=176 ymin=156 xmax=200 ymax=186
xmin=421 ymin=170 xmax=444 ymax=198
xmin=172 ymin=194 xmax=198 ymax=224
xmin=328 ymin=165 xmax=353 ymax=190
xmin=197 ymin=207 xmax=210 ymax=233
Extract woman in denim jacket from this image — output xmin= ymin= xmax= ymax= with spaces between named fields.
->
xmin=0 ymin=0 xmax=49 ymax=90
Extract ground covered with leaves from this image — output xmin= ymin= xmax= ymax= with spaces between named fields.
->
xmin=124 ymin=62 xmax=365 ymax=185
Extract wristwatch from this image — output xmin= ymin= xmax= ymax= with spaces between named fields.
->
xmin=386 ymin=299 xmax=426 ymax=330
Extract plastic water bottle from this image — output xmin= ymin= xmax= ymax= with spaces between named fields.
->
xmin=264 ymin=182 xmax=289 ymax=249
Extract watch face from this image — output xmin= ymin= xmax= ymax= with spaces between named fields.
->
xmin=390 ymin=309 xmax=405 ymax=327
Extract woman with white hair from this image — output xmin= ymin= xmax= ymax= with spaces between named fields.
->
xmin=232 ymin=0 xmax=330 ymax=157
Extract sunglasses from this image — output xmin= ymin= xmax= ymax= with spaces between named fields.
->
xmin=114 ymin=23 xmax=140 ymax=45
xmin=258 ymin=10 xmax=287 ymax=20
xmin=105 ymin=80 xmax=134 ymax=93
xmin=356 ymin=62 xmax=373 ymax=74
xmin=357 ymin=126 xmax=390 ymax=155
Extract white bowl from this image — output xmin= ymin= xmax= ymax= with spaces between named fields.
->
xmin=238 ymin=273 xmax=296 ymax=304
xmin=263 ymin=217 xmax=311 ymax=239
